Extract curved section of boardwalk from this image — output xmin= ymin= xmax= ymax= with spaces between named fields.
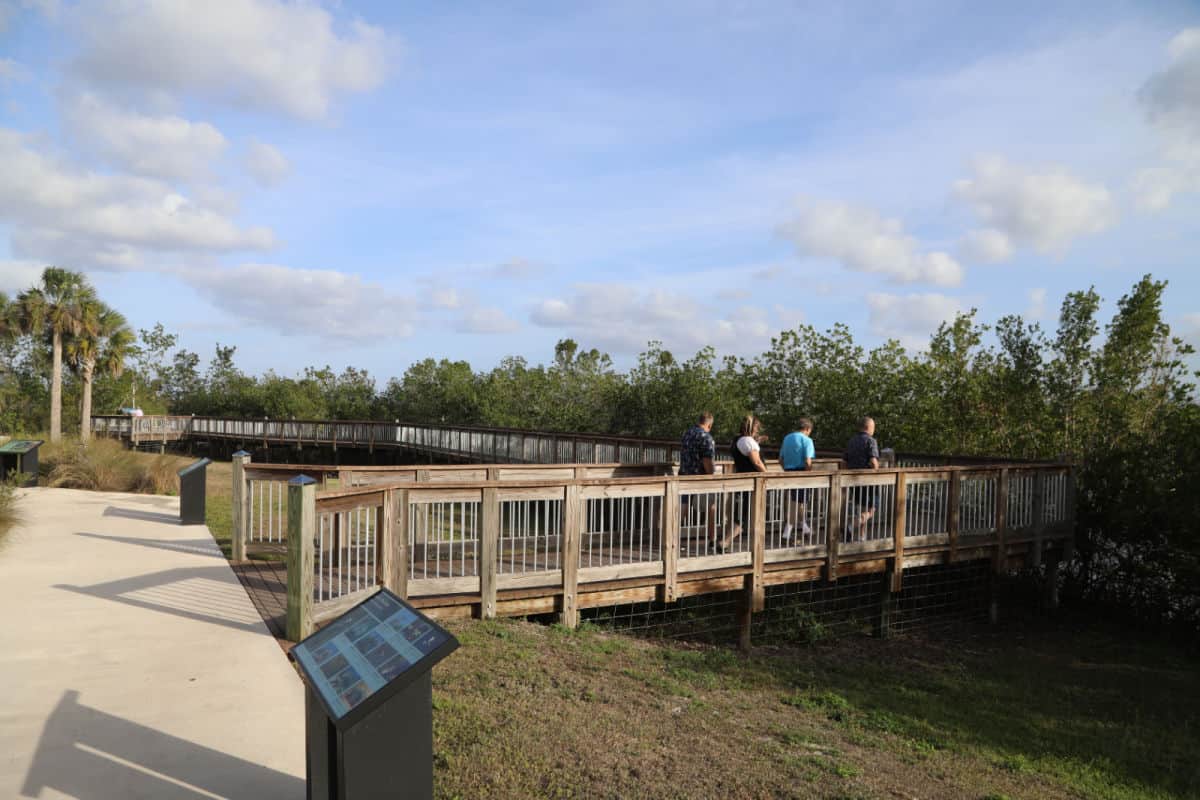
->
xmin=0 ymin=488 xmax=304 ymax=800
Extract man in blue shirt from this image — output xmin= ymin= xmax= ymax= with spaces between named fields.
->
xmin=778 ymin=419 xmax=815 ymax=543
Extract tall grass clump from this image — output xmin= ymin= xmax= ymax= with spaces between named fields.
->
xmin=0 ymin=476 xmax=22 ymax=542
xmin=45 ymin=438 xmax=179 ymax=494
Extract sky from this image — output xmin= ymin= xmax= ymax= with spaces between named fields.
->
xmin=0 ymin=0 xmax=1198 ymax=380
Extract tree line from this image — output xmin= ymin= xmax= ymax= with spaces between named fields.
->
xmin=1 ymin=268 xmax=1197 ymax=635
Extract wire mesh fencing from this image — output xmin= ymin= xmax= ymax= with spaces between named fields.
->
xmin=581 ymin=559 xmax=1002 ymax=647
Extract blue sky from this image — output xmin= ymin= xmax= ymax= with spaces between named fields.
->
xmin=1 ymin=1 xmax=1198 ymax=380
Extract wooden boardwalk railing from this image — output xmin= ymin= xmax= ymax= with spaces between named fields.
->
xmin=233 ymin=456 xmax=1075 ymax=644
xmin=93 ymin=414 xmax=1048 ymax=468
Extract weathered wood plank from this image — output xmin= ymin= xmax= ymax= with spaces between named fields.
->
xmin=826 ymin=472 xmax=843 ymax=582
xmin=661 ymin=480 xmax=680 ymax=603
xmin=286 ymin=478 xmax=316 ymax=642
xmin=480 ymin=486 xmax=499 ymax=619
xmin=994 ymin=469 xmax=1008 ymax=574
xmin=751 ymin=476 xmax=766 ymax=612
xmin=892 ymin=473 xmax=907 ymax=593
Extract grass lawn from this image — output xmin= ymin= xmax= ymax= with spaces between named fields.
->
xmin=430 ymin=613 xmax=1200 ymax=800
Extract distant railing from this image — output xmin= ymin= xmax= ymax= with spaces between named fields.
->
xmin=94 ymin=414 xmax=1052 ymax=468
xmin=263 ymin=457 xmax=1075 ymax=642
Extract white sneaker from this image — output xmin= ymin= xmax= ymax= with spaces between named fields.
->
xmin=801 ymin=522 xmax=813 ymax=541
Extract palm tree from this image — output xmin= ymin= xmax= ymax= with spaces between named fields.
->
xmin=14 ymin=268 xmax=96 ymax=442
xmin=67 ymin=301 xmax=135 ymax=443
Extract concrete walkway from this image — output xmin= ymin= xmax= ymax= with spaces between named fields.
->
xmin=0 ymin=488 xmax=305 ymax=799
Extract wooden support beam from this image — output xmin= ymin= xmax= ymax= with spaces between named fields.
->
xmin=387 ymin=488 xmax=408 ymax=599
xmin=231 ymin=451 xmax=250 ymax=562
xmin=994 ymin=469 xmax=1008 ymax=575
xmin=560 ymin=482 xmax=582 ymax=628
xmin=1043 ymin=552 xmax=1061 ymax=610
xmin=750 ymin=476 xmax=766 ymax=612
xmin=286 ymin=477 xmax=316 ymax=642
xmin=480 ymin=486 xmax=499 ymax=619
xmin=947 ymin=470 xmax=961 ymax=564
xmin=826 ymin=473 xmax=842 ymax=582
xmin=891 ymin=472 xmax=907 ymax=593
xmin=1030 ymin=470 xmax=1046 ymax=568
xmin=660 ymin=480 xmax=680 ymax=603
xmin=876 ymin=569 xmax=896 ymax=639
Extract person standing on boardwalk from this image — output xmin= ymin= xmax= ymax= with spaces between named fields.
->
xmin=779 ymin=418 xmax=816 ymax=543
xmin=729 ymin=415 xmax=767 ymax=550
xmin=679 ymin=412 xmax=723 ymax=552
xmin=844 ymin=416 xmax=881 ymax=540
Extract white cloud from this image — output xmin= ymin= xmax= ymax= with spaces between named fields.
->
xmin=0 ymin=128 xmax=273 ymax=267
xmin=751 ymin=264 xmax=789 ymax=281
xmin=72 ymin=0 xmax=391 ymax=121
xmin=1025 ymin=288 xmax=1047 ymax=321
xmin=866 ymin=292 xmax=965 ymax=351
xmin=0 ymin=259 xmax=44 ymax=294
xmin=455 ymin=307 xmax=520 ymax=334
xmin=1131 ymin=165 xmax=1200 ymax=212
xmin=1134 ymin=28 xmax=1200 ymax=211
xmin=428 ymin=288 xmax=462 ymax=310
xmin=717 ymin=288 xmax=751 ymax=302
xmin=777 ymin=198 xmax=963 ymax=287
xmin=0 ymin=58 xmax=25 ymax=83
xmin=491 ymin=258 xmax=545 ymax=280
xmin=954 ymin=156 xmax=1116 ymax=255
xmin=62 ymin=92 xmax=227 ymax=181
xmin=957 ymin=228 xmax=1014 ymax=264
xmin=531 ymin=282 xmax=773 ymax=354
xmin=1139 ymin=28 xmax=1200 ymax=151
xmin=179 ymin=263 xmax=413 ymax=340
xmin=244 ymin=140 xmax=290 ymax=187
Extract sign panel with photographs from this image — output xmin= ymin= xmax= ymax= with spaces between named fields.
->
xmin=290 ymin=589 xmax=457 ymax=728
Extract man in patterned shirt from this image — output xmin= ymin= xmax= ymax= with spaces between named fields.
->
xmin=679 ymin=412 xmax=726 ymax=551
xmin=680 ymin=412 xmax=716 ymax=476
xmin=844 ymin=416 xmax=881 ymax=539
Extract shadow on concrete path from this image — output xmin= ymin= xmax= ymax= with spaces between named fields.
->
xmin=22 ymin=690 xmax=303 ymax=799
xmin=77 ymin=530 xmax=222 ymax=558
xmin=103 ymin=506 xmax=181 ymax=525
xmin=55 ymin=564 xmax=269 ymax=634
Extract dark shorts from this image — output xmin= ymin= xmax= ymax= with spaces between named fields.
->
xmin=848 ymin=485 xmax=880 ymax=510
xmin=783 ymin=469 xmax=810 ymax=507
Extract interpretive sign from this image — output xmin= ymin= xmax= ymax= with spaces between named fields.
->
xmin=290 ymin=588 xmax=458 ymax=731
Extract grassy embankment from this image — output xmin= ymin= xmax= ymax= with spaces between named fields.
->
xmin=431 ymin=614 xmax=1200 ymax=800
xmin=29 ymin=444 xmax=1200 ymax=799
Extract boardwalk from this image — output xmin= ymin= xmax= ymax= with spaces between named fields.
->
xmin=0 ymin=488 xmax=304 ymax=799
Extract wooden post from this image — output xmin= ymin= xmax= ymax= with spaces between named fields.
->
xmin=750 ymin=476 xmax=766 ymax=612
xmin=994 ymin=469 xmax=1009 ymax=575
xmin=1030 ymin=469 xmax=1046 ymax=569
xmin=876 ymin=569 xmax=896 ymax=639
xmin=737 ymin=574 xmax=753 ymax=653
xmin=560 ymin=482 xmax=582 ymax=628
xmin=891 ymin=472 xmax=907 ymax=592
xmin=385 ymin=489 xmax=409 ymax=599
xmin=660 ymin=480 xmax=680 ymax=603
xmin=825 ymin=473 xmax=842 ymax=583
xmin=947 ymin=470 xmax=961 ymax=564
xmin=1043 ymin=552 xmax=1061 ymax=610
xmin=286 ymin=476 xmax=317 ymax=642
xmin=1063 ymin=467 xmax=1077 ymax=562
xmin=480 ymin=486 xmax=499 ymax=619
xmin=376 ymin=488 xmax=392 ymax=585
xmin=231 ymin=451 xmax=250 ymax=562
